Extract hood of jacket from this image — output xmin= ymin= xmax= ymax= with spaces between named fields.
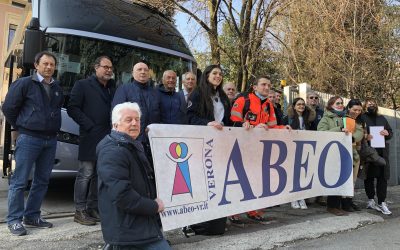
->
xmin=157 ymin=84 xmax=175 ymax=95
xmin=324 ymin=109 xmax=341 ymax=118
xmin=108 ymin=130 xmax=145 ymax=153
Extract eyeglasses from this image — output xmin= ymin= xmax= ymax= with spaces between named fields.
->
xmin=335 ymin=102 xmax=344 ymax=105
xmin=309 ymin=96 xmax=319 ymax=100
xmin=99 ymin=65 xmax=113 ymax=71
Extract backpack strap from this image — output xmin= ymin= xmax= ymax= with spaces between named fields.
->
xmin=242 ymin=93 xmax=250 ymax=116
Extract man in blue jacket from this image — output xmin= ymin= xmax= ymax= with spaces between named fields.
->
xmin=97 ymin=102 xmax=169 ymax=249
xmin=112 ymin=62 xmax=161 ymax=162
xmin=67 ymin=56 xmax=115 ymax=226
xmin=158 ymin=70 xmax=187 ymax=124
xmin=2 ymin=51 xmax=63 ymax=236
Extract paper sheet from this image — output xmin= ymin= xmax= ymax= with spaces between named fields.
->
xmin=370 ymin=126 xmax=385 ymax=148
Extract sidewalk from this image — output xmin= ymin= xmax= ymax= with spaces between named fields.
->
xmin=0 ymin=185 xmax=399 ymax=249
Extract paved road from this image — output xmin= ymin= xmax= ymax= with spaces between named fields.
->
xmin=279 ymin=217 xmax=400 ymax=249
xmin=1 ymin=174 xmax=399 ymax=249
xmin=0 ymin=177 xmax=75 ymax=223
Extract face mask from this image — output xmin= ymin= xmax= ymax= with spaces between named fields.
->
xmin=367 ymin=106 xmax=377 ymax=115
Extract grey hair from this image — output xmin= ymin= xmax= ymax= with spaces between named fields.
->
xmin=307 ymin=91 xmax=320 ymax=98
xmin=162 ymin=70 xmax=176 ymax=80
xmin=182 ymin=71 xmax=196 ymax=81
xmin=112 ymin=102 xmax=141 ymax=125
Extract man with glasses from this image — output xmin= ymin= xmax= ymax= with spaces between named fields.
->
xmin=307 ymin=91 xmax=324 ymax=131
xmin=67 ymin=56 xmax=116 ymax=225
xmin=306 ymin=91 xmax=325 ymax=206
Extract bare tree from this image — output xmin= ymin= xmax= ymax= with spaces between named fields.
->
xmin=280 ymin=0 xmax=400 ymax=108
xmin=168 ymin=0 xmax=290 ymax=91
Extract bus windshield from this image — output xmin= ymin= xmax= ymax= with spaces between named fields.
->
xmin=45 ymin=34 xmax=194 ymax=106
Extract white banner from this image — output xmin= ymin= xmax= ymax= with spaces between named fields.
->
xmin=148 ymin=124 xmax=354 ymax=231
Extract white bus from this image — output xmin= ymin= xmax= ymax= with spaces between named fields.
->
xmin=2 ymin=0 xmax=196 ymax=179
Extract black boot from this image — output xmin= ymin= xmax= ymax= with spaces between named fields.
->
xmin=74 ymin=210 xmax=97 ymax=225
xmin=341 ymin=198 xmax=355 ymax=212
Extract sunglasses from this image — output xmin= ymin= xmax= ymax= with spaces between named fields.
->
xmin=335 ymin=102 xmax=344 ymax=105
xmin=309 ymin=96 xmax=319 ymax=100
xmin=99 ymin=65 xmax=113 ymax=71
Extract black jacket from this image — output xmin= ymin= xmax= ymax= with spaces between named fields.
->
xmin=309 ymin=106 xmax=324 ymax=131
xmin=283 ymin=105 xmax=316 ymax=130
xmin=361 ymin=113 xmax=393 ymax=180
xmin=67 ymin=75 xmax=115 ymax=160
xmin=274 ymin=103 xmax=284 ymax=125
xmin=2 ymin=74 xmax=63 ymax=138
xmin=112 ymin=80 xmax=161 ymax=142
xmin=187 ymin=89 xmax=232 ymax=126
xmin=96 ymin=130 xmax=163 ymax=245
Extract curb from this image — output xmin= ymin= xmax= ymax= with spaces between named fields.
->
xmin=172 ymin=212 xmax=384 ymax=250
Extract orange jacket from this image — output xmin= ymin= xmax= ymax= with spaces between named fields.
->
xmin=230 ymin=92 xmax=284 ymax=128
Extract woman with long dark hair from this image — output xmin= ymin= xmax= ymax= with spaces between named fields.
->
xmin=184 ymin=65 xmax=231 ymax=236
xmin=187 ymin=65 xmax=232 ymax=128
xmin=283 ymin=97 xmax=315 ymax=209
xmin=317 ymin=96 xmax=350 ymax=216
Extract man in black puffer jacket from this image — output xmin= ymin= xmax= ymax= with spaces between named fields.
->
xmin=97 ymin=102 xmax=170 ymax=249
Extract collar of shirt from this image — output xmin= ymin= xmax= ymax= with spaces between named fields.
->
xmin=36 ymin=72 xmax=54 ymax=85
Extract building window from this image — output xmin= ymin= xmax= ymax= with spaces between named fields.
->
xmin=12 ymin=1 xmax=26 ymax=9
xmin=7 ymin=24 xmax=17 ymax=50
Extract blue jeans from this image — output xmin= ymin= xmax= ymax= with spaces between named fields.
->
xmin=74 ymin=161 xmax=98 ymax=211
xmin=7 ymin=134 xmax=57 ymax=224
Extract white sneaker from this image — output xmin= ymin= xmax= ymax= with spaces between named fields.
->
xmin=378 ymin=202 xmax=392 ymax=215
xmin=291 ymin=201 xmax=300 ymax=209
xmin=366 ymin=199 xmax=380 ymax=211
xmin=298 ymin=199 xmax=308 ymax=209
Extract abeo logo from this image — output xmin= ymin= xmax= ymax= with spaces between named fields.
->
xmin=167 ymin=142 xmax=193 ymax=198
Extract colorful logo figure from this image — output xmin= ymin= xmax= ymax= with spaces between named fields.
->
xmin=167 ymin=142 xmax=193 ymax=199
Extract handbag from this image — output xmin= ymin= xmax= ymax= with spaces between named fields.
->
xmin=359 ymin=140 xmax=386 ymax=167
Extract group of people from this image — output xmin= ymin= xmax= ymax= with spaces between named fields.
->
xmin=1 ymin=51 xmax=393 ymax=249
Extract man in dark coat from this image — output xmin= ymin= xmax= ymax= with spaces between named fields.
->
xmin=97 ymin=102 xmax=170 ymax=249
xmin=306 ymin=91 xmax=326 ymax=206
xmin=307 ymin=91 xmax=324 ymax=131
xmin=361 ymin=98 xmax=393 ymax=215
xmin=268 ymin=89 xmax=283 ymax=125
xmin=179 ymin=71 xmax=197 ymax=103
xmin=67 ymin=56 xmax=115 ymax=225
xmin=2 ymin=51 xmax=63 ymax=236
xmin=112 ymin=62 xmax=161 ymax=162
xmin=158 ymin=70 xmax=187 ymax=124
